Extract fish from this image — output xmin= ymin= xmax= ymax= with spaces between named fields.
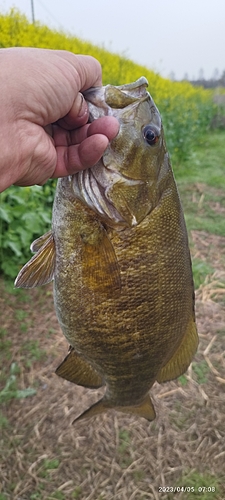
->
xmin=15 ymin=77 xmax=198 ymax=423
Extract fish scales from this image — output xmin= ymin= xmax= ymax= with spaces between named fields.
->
xmin=15 ymin=77 xmax=198 ymax=422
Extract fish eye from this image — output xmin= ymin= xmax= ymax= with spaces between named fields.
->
xmin=143 ymin=125 xmax=160 ymax=146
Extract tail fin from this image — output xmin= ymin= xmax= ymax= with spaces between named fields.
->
xmin=73 ymin=397 xmax=108 ymax=423
xmin=73 ymin=393 xmax=156 ymax=423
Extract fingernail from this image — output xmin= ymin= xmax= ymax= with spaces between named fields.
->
xmin=78 ymin=93 xmax=88 ymax=117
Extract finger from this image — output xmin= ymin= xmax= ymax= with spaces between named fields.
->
xmin=56 ymin=93 xmax=89 ymax=130
xmin=87 ymin=116 xmax=119 ymax=140
xmin=53 ymin=116 xmax=119 ymax=147
xmin=52 ymin=134 xmax=109 ymax=178
xmin=55 ymin=52 xmax=103 ymax=89
xmin=69 ymin=116 xmax=119 ymax=144
xmin=52 ymin=123 xmax=90 ymax=147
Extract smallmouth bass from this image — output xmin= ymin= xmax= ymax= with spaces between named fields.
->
xmin=15 ymin=77 xmax=198 ymax=422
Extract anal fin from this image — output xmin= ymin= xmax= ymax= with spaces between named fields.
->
xmin=56 ymin=348 xmax=104 ymax=389
xmin=157 ymin=319 xmax=198 ymax=383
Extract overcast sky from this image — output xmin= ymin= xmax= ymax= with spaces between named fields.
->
xmin=0 ymin=0 xmax=224 ymax=81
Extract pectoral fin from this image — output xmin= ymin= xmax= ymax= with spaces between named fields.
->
xmin=81 ymin=227 xmax=121 ymax=298
xmin=73 ymin=393 xmax=156 ymax=423
xmin=14 ymin=232 xmax=55 ymax=288
xmin=56 ymin=348 xmax=103 ymax=389
xmin=157 ymin=319 xmax=198 ymax=383
xmin=30 ymin=230 xmax=53 ymax=252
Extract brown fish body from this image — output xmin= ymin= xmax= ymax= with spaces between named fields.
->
xmin=52 ymin=161 xmax=196 ymax=418
xmin=15 ymin=78 xmax=198 ymax=421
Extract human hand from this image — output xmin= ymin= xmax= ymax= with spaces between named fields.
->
xmin=0 ymin=47 xmax=119 ymax=192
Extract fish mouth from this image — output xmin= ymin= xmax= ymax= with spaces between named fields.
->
xmin=70 ymin=163 xmax=142 ymax=228
xmin=73 ymin=77 xmax=150 ymax=227
xmin=83 ymin=76 xmax=149 ymax=121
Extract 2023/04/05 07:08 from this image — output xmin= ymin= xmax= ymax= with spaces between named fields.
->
xmin=158 ymin=486 xmax=216 ymax=493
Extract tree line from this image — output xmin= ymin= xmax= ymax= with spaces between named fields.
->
xmin=185 ymin=69 xmax=225 ymax=89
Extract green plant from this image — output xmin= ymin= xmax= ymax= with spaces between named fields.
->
xmin=51 ymin=492 xmax=65 ymax=500
xmin=72 ymin=487 xmax=82 ymax=499
xmin=0 ymin=183 xmax=54 ymax=279
xmin=43 ymin=458 xmax=60 ymax=470
xmin=30 ymin=485 xmax=45 ymax=500
xmin=192 ymin=361 xmax=210 ymax=384
xmin=162 ymin=97 xmax=214 ymax=164
xmin=21 ymin=340 xmax=46 ymax=365
xmin=0 ymin=362 xmax=36 ymax=403
xmin=192 ymin=259 xmax=215 ymax=289
xmin=38 ymin=458 xmax=60 ymax=479
xmin=0 ymin=328 xmax=12 ymax=361
xmin=133 ymin=469 xmax=145 ymax=482
xmin=117 ymin=429 xmax=133 ymax=467
xmin=171 ymin=470 xmax=222 ymax=499
xmin=0 ymin=411 xmax=9 ymax=429
xmin=178 ymin=374 xmax=188 ymax=386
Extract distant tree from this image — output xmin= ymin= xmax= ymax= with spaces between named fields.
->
xmin=169 ymin=71 xmax=176 ymax=81
xmin=212 ymin=68 xmax=220 ymax=81
xmin=219 ymin=70 xmax=225 ymax=87
xmin=198 ymin=68 xmax=205 ymax=81
xmin=185 ymin=67 xmax=225 ymax=88
xmin=183 ymin=72 xmax=189 ymax=81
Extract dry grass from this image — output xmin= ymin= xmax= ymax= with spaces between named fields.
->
xmin=0 ymin=231 xmax=225 ymax=500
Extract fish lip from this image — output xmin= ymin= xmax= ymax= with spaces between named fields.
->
xmin=83 ymin=76 xmax=148 ymax=101
xmin=83 ymin=77 xmax=149 ymax=121
xmin=112 ymin=76 xmax=148 ymax=95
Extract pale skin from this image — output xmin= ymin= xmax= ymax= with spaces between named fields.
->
xmin=0 ymin=47 xmax=119 ymax=193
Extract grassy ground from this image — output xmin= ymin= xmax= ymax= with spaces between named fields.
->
xmin=0 ymin=130 xmax=225 ymax=500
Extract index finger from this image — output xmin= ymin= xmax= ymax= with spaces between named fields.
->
xmin=55 ymin=51 xmax=103 ymax=90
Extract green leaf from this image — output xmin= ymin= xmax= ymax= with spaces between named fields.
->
xmin=16 ymin=226 xmax=33 ymax=247
xmin=0 ymin=206 xmax=12 ymax=223
xmin=15 ymin=387 xmax=37 ymax=399
xmin=21 ymin=212 xmax=42 ymax=233
xmin=7 ymin=240 xmax=23 ymax=257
